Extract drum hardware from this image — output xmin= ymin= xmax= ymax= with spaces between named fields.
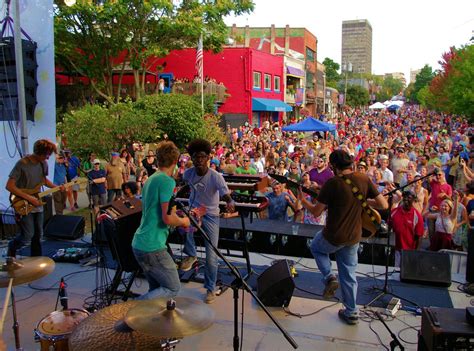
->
xmin=0 ymin=256 xmax=55 ymax=350
xmin=124 ymin=297 xmax=215 ymax=338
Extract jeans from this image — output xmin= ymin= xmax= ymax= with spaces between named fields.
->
xmin=9 ymin=212 xmax=44 ymax=256
xmin=133 ymin=248 xmax=180 ymax=300
xmin=310 ymin=230 xmax=359 ymax=317
xmin=107 ymin=189 xmax=122 ymax=203
xmin=183 ymin=214 xmax=220 ymax=292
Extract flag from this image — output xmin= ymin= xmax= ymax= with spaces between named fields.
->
xmin=195 ymin=35 xmax=203 ymax=79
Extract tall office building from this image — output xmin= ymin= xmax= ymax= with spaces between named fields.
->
xmin=341 ymin=19 xmax=372 ymax=74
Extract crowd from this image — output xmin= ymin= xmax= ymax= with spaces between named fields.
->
xmin=55 ymin=105 xmax=473 ymax=256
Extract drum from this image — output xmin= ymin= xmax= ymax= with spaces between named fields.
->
xmin=35 ymin=309 xmax=89 ymax=351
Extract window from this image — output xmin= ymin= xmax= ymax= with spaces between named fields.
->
xmin=253 ymin=72 xmax=261 ymax=89
xmin=274 ymin=76 xmax=281 ymax=92
xmin=306 ymin=47 xmax=315 ymax=63
xmin=264 ymin=74 xmax=271 ymax=90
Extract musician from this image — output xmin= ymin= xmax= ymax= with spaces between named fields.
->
xmin=132 ymin=141 xmax=190 ymax=300
xmin=180 ymin=139 xmax=235 ymax=304
xmin=298 ymin=150 xmax=387 ymax=325
xmin=7 ymin=139 xmax=62 ymax=257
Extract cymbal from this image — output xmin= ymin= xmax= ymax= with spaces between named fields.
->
xmin=69 ymin=301 xmax=170 ymax=351
xmin=0 ymin=257 xmax=55 ymax=287
xmin=125 ymin=297 xmax=214 ymax=338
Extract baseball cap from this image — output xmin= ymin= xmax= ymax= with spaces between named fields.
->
xmin=93 ymin=159 xmax=101 ymax=164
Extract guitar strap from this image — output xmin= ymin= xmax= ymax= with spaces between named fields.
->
xmin=338 ymin=174 xmax=379 ymax=228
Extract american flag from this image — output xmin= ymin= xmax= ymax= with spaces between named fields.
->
xmin=195 ymin=35 xmax=203 ymax=79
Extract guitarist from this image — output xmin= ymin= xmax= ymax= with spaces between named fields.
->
xmin=298 ymin=149 xmax=387 ymax=326
xmin=6 ymin=139 xmax=62 ymax=258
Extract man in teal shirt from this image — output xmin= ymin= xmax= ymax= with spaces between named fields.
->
xmin=132 ymin=141 xmax=190 ymax=300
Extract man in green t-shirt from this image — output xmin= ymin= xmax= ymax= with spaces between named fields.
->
xmin=132 ymin=141 xmax=190 ymax=300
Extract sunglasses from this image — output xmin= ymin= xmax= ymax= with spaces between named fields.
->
xmin=291 ymin=167 xmax=297 ymax=169
xmin=243 ymin=160 xmax=250 ymax=162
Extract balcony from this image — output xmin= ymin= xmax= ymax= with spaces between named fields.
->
xmin=286 ymin=90 xmax=295 ymax=104
xmin=171 ymin=82 xmax=228 ymax=103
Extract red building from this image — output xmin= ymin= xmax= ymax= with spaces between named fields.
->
xmin=154 ymin=47 xmax=291 ymax=127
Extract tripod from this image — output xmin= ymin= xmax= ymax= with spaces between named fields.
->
xmin=366 ymin=171 xmax=435 ymax=308
xmin=176 ymin=200 xmax=298 ymax=351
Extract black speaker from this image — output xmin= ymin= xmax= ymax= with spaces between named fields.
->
xmin=0 ymin=37 xmax=38 ymax=121
xmin=467 ymin=228 xmax=474 ymax=283
xmin=101 ymin=209 xmax=142 ymax=273
xmin=400 ymin=250 xmax=451 ymax=287
xmin=44 ymin=215 xmax=85 ymax=240
xmin=257 ymin=259 xmax=295 ymax=307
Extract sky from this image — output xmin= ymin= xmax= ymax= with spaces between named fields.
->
xmin=224 ymin=0 xmax=474 ymax=84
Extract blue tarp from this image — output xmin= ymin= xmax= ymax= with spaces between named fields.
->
xmin=387 ymin=104 xmax=401 ymax=110
xmin=282 ymin=117 xmax=336 ymax=132
xmin=252 ymin=98 xmax=292 ymax=112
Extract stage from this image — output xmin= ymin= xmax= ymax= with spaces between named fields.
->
xmin=0 ymin=239 xmax=470 ymax=351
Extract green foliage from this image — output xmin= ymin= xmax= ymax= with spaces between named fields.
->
xmin=201 ymin=113 xmax=227 ymax=146
xmin=192 ymin=94 xmax=217 ymax=114
xmin=380 ymin=76 xmax=405 ymax=100
xmin=417 ymin=85 xmax=435 ymax=110
xmin=346 ymin=85 xmax=369 ymax=107
xmin=134 ymin=94 xmax=206 ymax=149
xmin=58 ymin=101 xmax=157 ymax=159
xmin=322 ymin=57 xmax=340 ymax=88
xmin=443 ymin=45 xmax=474 ymax=119
xmin=410 ymin=65 xmax=434 ymax=104
xmin=55 ymin=0 xmax=254 ymax=102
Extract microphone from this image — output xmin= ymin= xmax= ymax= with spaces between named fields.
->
xmin=59 ymin=278 xmax=68 ymax=310
xmin=167 ymin=183 xmax=190 ymax=215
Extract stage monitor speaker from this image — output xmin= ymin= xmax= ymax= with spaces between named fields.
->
xmin=44 ymin=215 xmax=85 ymax=240
xmin=400 ymin=250 xmax=451 ymax=287
xmin=257 ymin=259 xmax=295 ymax=307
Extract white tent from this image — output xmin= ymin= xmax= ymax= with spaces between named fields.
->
xmin=369 ymin=102 xmax=386 ymax=109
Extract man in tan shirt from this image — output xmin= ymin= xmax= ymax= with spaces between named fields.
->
xmin=106 ymin=151 xmax=126 ymax=203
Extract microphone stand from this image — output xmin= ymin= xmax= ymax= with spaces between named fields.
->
xmin=366 ymin=170 xmax=436 ymax=308
xmin=175 ymin=200 xmax=298 ymax=351
xmin=374 ymin=311 xmax=405 ymax=351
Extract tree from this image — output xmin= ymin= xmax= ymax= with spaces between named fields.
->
xmin=133 ymin=94 xmax=222 ymax=149
xmin=58 ymin=100 xmax=158 ymax=159
xmin=379 ymin=76 xmax=404 ymax=101
xmin=55 ymin=0 xmax=254 ymax=102
xmin=346 ymin=85 xmax=369 ymax=107
xmin=322 ymin=57 xmax=340 ymax=88
xmin=409 ymin=65 xmax=434 ymax=104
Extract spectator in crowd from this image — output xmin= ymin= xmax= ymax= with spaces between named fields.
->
xmin=106 ymin=151 xmax=126 ymax=203
xmin=88 ymin=159 xmax=107 ymax=212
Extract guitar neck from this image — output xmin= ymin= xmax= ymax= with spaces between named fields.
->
xmin=37 ymin=179 xmax=84 ymax=198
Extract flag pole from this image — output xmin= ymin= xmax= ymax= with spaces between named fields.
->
xmin=200 ymin=33 xmax=204 ymax=115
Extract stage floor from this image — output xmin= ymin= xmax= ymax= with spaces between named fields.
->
xmin=0 ymin=242 xmax=470 ymax=351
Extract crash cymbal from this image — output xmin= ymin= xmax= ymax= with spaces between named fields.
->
xmin=0 ymin=257 xmax=55 ymax=287
xmin=125 ymin=297 xmax=214 ymax=338
xmin=69 ymin=301 xmax=173 ymax=351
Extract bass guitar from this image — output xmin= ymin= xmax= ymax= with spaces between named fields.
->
xmin=10 ymin=178 xmax=87 ymax=216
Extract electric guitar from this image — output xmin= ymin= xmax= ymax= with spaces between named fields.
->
xmin=10 ymin=178 xmax=87 ymax=216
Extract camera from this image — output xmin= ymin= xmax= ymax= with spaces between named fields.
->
xmin=378 ymin=182 xmax=386 ymax=186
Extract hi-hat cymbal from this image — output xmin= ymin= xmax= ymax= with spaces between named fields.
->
xmin=125 ymin=297 xmax=215 ymax=338
xmin=0 ymin=257 xmax=55 ymax=287
xmin=69 ymin=301 xmax=173 ymax=351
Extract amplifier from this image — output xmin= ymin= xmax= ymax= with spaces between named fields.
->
xmin=419 ymin=307 xmax=474 ymax=350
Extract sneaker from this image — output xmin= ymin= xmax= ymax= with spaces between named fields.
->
xmin=323 ymin=276 xmax=339 ymax=299
xmin=338 ymin=309 xmax=359 ymax=325
xmin=179 ymin=256 xmax=197 ymax=271
xmin=205 ymin=290 xmax=216 ymax=304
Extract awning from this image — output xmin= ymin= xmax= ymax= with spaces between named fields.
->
xmin=252 ymin=98 xmax=292 ymax=112
xmin=286 ymin=66 xmax=305 ymax=77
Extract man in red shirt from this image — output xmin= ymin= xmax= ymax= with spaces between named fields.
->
xmin=391 ymin=190 xmax=424 ymax=266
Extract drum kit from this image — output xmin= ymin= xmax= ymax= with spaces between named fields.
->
xmin=0 ymin=256 xmax=215 ymax=350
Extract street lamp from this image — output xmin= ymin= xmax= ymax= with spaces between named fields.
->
xmin=342 ymin=62 xmax=352 ymax=106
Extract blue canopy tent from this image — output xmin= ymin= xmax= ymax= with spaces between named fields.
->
xmin=282 ymin=117 xmax=336 ymax=132
xmin=387 ymin=104 xmax=401 ymax=112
